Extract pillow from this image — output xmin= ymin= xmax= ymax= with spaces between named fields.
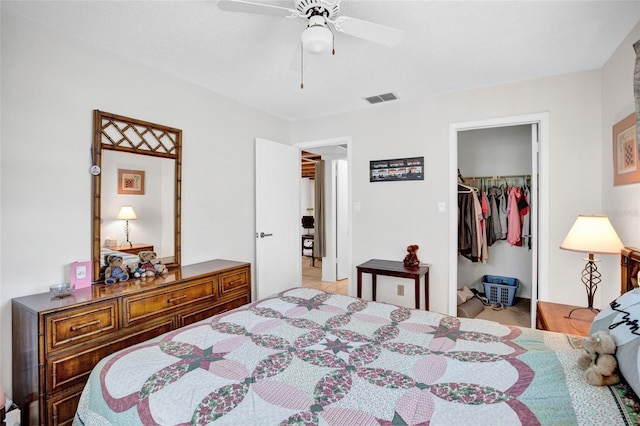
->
xmin=590 ymin=288 xmax=640 ymax=396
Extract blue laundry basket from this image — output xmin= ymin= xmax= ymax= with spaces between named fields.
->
xmin=482 ymin=275 xmax=519 ymax=306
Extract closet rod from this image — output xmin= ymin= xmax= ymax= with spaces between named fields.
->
xmin=464 ymin=174 xmax=530 ymax=180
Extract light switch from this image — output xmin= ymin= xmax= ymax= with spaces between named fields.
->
xmin=438 ymin=202 xmax=446 ymax=213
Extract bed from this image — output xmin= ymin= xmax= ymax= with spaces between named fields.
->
xmin=100 ymin=248 xmax=141 ymax=267
xmin=74 ymin=251 xmax=640 ymax=425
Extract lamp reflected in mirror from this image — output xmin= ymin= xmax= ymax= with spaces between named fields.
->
xmin=116 ymin=206 xmax=137 ymax=248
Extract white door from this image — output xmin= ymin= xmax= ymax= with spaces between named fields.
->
xmin=255 ymin=138 xmax=301 ymax=299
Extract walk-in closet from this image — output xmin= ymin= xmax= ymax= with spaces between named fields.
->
xmin=456 ymin=124 xmax=534 ymax=327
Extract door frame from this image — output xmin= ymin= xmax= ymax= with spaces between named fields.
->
xmin=448 ymin=113 xmax=549 ymax=327
xmin=296 ymin=136 xmax=353 ymax=293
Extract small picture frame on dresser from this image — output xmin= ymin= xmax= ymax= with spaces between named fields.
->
xmin=70 ymin=261 xmax=92 ymax=288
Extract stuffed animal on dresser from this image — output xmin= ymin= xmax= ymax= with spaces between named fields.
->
xmin=403 ymin=245 xmax=420 ymax=267
xmin=576 ymin=330 xmax=620 ymax=386
xmin=127 ymin=262 xmax=146 ymax=279
xmin=138 ymin=250 xmax=166 ymax=277
xmin=138 ymin=251 xmax=159 ymax=277
xmin=152 ymin=256 xmax=168 ymax=275
xmin=104 ymin=255 xmax=129 ymax=284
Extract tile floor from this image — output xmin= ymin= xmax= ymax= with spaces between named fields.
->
xmin=301 ymin=257 xmax=348 ymax=295
xmin=301 ymin=257 xmax=529 ymax=327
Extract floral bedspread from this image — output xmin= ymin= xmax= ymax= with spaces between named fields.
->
xmin=74 ymin=288 xmax=638 ymax=425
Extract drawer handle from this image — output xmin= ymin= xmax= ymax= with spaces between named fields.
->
xmin=228 ymin=279 xmax=244 ymax=285
xmin=70 ymin=319 xmax=100 ymax=331
xmin=168 ymin=295 xmax=187 ymax=304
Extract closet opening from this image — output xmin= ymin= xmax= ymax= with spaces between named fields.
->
xmin=457 ymin=125 xmax=533 ymax=327
xmin=448 ymin=113 xmax=550 ymax=329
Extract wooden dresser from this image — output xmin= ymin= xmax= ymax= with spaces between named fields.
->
xmin=12 ymin=259 xmax=251 ymax=426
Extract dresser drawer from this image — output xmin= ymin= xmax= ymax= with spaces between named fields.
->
xmin=46 ymin=319 xmax=173 ymax=394
xmin=47 ymin=385 xmax=84 ymax=426
xmin=45 ymin=300 xmax=119 ymax=353
xmin=123 ymin=279 xmax=216 ymax=327
xmin=177 ymin=296 xmax=249 ymax=327
xmin=220 ymin=269 xmax=249 ymax=296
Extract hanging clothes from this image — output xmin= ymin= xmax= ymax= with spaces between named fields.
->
xmin=521 ymin=186 xmax=531 ymax=249
xmin=475 ymin=190 xmax=488 ymax=263
xmin=458 ymin=175 xmax=531 ymax=260
xmin=498 ymin=184 xmax=508 ymax=240
xmin=458 ymin=184 xmax=487 ymax=263
xmin=458 ymin=189 xmax=479 ymax=261
xmin=506 ymin=186 xmax=523 ymax=246
xmin=482 ymin=190 xmax=495 ymax=246
xmin=486 ymin=187 xmax=503 ymax=245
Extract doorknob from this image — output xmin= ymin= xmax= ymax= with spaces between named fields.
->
xmin=257 ymin=232 xmax=273 ymax=238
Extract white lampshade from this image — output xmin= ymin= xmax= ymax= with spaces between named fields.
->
xmin=116 ymin=206 xmax=137 ymax=220
xmin=560 ymin=214 xmax=623 ymax=254
xmin=301 ymin=16 xmax=333 ymax=53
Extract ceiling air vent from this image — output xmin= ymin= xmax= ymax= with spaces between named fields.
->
xmin=364 ymin=92 xmax=398 ymax=105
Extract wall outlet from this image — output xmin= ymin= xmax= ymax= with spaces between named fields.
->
xmin=397 ymin=284 xmax=404 ymax=296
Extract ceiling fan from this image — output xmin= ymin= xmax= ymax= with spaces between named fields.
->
xmin=217 ymin=0 xmax=404 ymax=54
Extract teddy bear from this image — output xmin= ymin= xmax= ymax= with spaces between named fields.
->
xmin=576 ymin=330 xmax=620 ymax=386
xmin=127 ymin=262 xmax=145 ymax=279
xmin=138 ymin=251 xmax=160 ymax=277
xmin=152 ymin=256 xmax=168 ymax=275
xmin=104 ymin=254 xmax=129 ymax=284
xmin=403 ymin=244 xmax=420 ymax=267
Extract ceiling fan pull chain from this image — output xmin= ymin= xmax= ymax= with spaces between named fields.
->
xmin=332 ymin=30 xmax=335 ymax=55
xmin=300 ymin=42 xmax=304 ymax=89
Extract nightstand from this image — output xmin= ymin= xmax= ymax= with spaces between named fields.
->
xmin=109 ymin=243 xmax=154 ymax=255
xmin=536 ymin=301 xmax=596 ymax=337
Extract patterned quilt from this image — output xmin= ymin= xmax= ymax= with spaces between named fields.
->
xmin=74 ymin=288 xmax=639 ymax=425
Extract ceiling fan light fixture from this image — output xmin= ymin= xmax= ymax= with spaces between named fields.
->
xmin=301 ymin=16 xmax=333 ymax=53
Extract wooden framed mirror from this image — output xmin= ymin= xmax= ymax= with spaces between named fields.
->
xmin=91 ymin=110 xmax=182 ymax=282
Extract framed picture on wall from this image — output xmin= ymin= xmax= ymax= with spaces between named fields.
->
xmin=613 ymin=113 xmax=640 ymax=186
xmin=370 ymin=156 xmax=424 ymax=182
xmin=117 ymin=168 xmax=145 ymax=195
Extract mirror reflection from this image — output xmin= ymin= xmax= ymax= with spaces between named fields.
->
xmin=100 ymin=150 xmax=175 ymax=259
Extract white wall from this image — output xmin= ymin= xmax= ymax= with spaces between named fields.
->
xmin=0 ymin=11 xmax=291 ymax=394
xmin=292 ymin=69 xmax=603 ymax=314
xmin=602 ymin=21 xmax=640 ymax=304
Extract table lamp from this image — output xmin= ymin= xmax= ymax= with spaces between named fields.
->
xmin=559 ymin=214 xmax=624 ymax=318
xmin=116 ymin=206 xmax=137 ymax=248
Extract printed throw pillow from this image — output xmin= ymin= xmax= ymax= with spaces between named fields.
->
xmin=590 ymin=288 xmax=640 ymax=396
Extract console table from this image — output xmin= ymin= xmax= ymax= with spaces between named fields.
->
xmin=109 ymin=243 xmax=154 ymax=255
xmin=356 ymin=259 xmax=430 ymax=310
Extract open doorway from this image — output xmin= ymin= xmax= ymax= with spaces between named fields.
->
xmin=448 ymin=113 xmax=550 ymax=328
xmin=296 ymin=139 xmax=351 ymax=295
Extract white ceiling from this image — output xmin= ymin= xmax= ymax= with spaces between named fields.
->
xmin=4 ymin=0 xmax=640 ymax=121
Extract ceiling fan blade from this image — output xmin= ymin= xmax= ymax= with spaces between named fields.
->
xmin=217 ymin=0 xmax=299 ymax=18
xmin=332 ymin=16 xmax=404 ymax=47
